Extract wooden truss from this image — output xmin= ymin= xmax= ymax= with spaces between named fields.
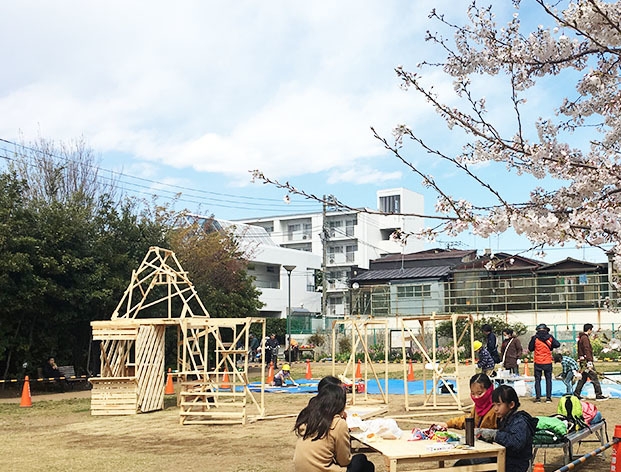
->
xmin=331 ymin=317 xmax=389 ymax=408
xmin=400 ymin=313 xmax=476 ymax=416
xmin=90 ymin=246 xmax=266 ymax=425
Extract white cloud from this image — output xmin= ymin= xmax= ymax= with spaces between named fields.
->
xmin=0 ymin=0 xmax=452 ymax=184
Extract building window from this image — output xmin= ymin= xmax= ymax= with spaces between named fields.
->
xmin=397 ymin=284 xmax=431 ymax=298
xmin=328 ymin=220 xmax=343 ymax=237
xmin=380 ymin=195 xmax=401 ymax=214
xmin=266 ymin=266 xmax=275 ymax=273
xmin=345 ymin=218 xmax=357 ymax=236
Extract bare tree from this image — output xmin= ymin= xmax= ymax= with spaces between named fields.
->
xmin=8 ymin=135 xmax=117 ymax=207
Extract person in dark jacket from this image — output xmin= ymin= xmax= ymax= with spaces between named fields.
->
xmin=474 ymin=340 xmax=495 ymax=376
xmin=476 ymin=385 xmax=538 ymax=472
xmin=527 ymin=323 xmax=560 ymax=403
xmin=265 ymin=333 xmax=280 ymax=369
xmin=482 ymin=324 xmax=500 ymax=365
xmin=500 ymin=328 xmax=523 ymax=375
xmin=574 ymin=323 xmax=608 ymax=400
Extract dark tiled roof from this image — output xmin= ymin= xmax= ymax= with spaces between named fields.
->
xmin=538 ymin=257 xmax=606 ymax=273
xmin=374 ymin=248 xmax=477 ymax=263
xmin=351 ymin=265 xmax=452 ymax=282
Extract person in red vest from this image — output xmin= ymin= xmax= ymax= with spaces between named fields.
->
xmin=527 ymin=324 xmax=560 ymax=403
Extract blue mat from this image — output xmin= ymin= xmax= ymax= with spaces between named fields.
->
xmin=245 ymin=377 xmax=621 ymax=398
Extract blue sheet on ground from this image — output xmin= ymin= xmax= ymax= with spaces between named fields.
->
xmin=244 ymin=377 xmax=621 ymax=398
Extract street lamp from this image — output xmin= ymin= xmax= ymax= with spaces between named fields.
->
xmin=283 ymin=264 xmax=296 ymax=363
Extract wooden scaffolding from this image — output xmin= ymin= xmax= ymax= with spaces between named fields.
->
xmin=90 ymin=246 xmax=266 ymax=425
xmin=401 ymin=313 xmax=476 ymax=416
xmin=331 ymin=317 xmax=389 ymax=408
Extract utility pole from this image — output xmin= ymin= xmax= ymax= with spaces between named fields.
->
xmin=321 ymin=195 xmax=328 ymax=325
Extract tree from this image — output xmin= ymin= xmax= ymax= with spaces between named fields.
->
xmin=0 ymin=137 xmax=171 ymax=378
xmin=254 ymin=1 xmax=621 ymax=267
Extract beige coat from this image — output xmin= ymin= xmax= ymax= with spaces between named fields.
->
xmin=293 ymin=415 xmax=351 ymax=472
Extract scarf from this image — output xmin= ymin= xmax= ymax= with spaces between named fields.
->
xmin=472 ymin=386 xmax=494 ymax=420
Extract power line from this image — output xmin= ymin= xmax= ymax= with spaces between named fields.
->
xmin=0 ymin=138 xmax=320 ymax=214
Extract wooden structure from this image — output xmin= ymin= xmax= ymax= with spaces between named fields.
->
xmin=401 ymin=313 xmax=476 ymax=415
xmin=90 ymin=246 xmax=266 ymax=425
xmin=331 ymin=317 xmax=389 ymax=407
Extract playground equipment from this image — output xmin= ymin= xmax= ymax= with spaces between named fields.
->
xmin=400 ymin=313 xmax=476 ymax=415
xmin=331 ymin=317 xmax=389 ymax=407
xmin=90 ymin=246 xmax=266 ymax=425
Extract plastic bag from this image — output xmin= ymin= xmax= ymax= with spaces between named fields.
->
xmin=362 ymin=418 xmax=403 ymax=440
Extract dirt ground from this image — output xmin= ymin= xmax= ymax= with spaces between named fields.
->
xmin=0 ymin=362 xmax=619 ymax=472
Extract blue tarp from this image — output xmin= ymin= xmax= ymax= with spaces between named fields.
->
xmin=246 ymin=376 xmax=621 ymax=398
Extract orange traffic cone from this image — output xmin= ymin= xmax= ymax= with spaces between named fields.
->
xmin=164 ymin=367 xmax=175 ymax=394
xmin=524 ymin=360 xmax=530 ymax=377
xmin=222 ymin=367 xmax=231 ymax=389
xmin=20 ymin=376 xmax=32 ymax=408
xmin=267 ymin=361 xmax=275 ymax=384
xmin=465 ymin=358 xmax=470 ymax=366
xmin=305 ymin=359 xmax=312 ymax=380
xmin=407 ymin=359 xmax=415 ymax=381
xmin=532 ymin=463 xmax=544 ymax=472
xmin=355 ymin=359 xmax=362 ymax=379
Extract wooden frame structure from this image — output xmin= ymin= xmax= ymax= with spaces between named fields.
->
xmin=331 ymin=317 xmax=389 ymax=407
xmin=90 ymin=246 xmax=266 ymax=425
xmin=401 ymin=313 xmax=476 ymax=416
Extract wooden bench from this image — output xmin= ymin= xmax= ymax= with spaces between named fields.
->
xmin=532 ymin=419 xmax=608 ymax=467
xmin=57 ymin=365 xmax=89 ymax=389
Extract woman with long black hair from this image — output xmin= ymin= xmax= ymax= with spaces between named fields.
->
xmin=293 ymin=383 xmax=374 ymax=472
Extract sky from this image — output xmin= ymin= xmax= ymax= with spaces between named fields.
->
xmin=0 ymin=1 xmax=612 ymax=264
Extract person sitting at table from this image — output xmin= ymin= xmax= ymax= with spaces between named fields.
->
xmin=437 ymin=373 xmax=497 ymax=431
xmin=293 ymin=383 xmax=374 ymax=471
xmin=476 ymin=385 xmax=539 ymax=472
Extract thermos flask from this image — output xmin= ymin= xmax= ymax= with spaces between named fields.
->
xmin=465 ymin=417 xmax=475 ymax=446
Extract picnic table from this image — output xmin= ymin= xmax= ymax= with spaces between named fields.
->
xmin=352 ymin=431 xmax=505 ymax=472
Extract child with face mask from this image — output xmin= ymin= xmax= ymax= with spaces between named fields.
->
xmin=437 ymin=373 xmax=497 ymax=430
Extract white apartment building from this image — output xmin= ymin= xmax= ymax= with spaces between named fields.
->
xmin=189 ymin=217 xmax=322 ymax=325
xmin=236 ymin=188 xmax=425 ymax=319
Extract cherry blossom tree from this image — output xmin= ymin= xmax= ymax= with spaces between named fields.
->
xmin=254 ymin=0 xmax=621 ymax=266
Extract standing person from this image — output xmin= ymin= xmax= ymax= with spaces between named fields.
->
xmin=475 ymin=385 xmax=538 ymax=472
xmin=500 ymin=328 xmax=523 ymax=375
xmin=528 ymin=323 xmax=560 ymax=403
xmin=286 ymin=336 xmax=300 ymax=362
xmin=249 ymin=334 xmax=260 ymax=362
xmin=265 ymin=333 xmax=280 ymax=369
xmin=574 ymin=323 xmax=608 ymax=400
xmin=293 ymin=383 xmax=375 ymax=472
xmin=473 ymin=341 xmax=495 ymax=376
xmin=553 ymin=353 xmax=580 ymax=395
xmin=482 ymin=324 xmax=500 ymax=366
